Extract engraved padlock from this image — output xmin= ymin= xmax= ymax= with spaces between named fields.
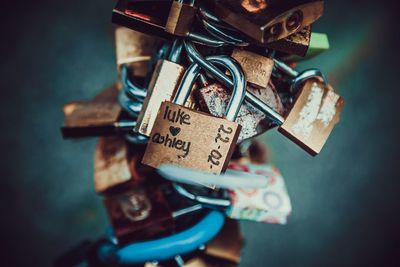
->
xmin=135 ymin=40 xmax=186 ymax=136
xmin=142 ymin=55 xmax=246 ymax=174
xmin=230 ymin=48 xmax=274 ymax=89
xmin=165 ymin=0 xmax=197 ymax=37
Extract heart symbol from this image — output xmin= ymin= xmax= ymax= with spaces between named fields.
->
xmin=169 ymin=126 xmax=181 ymax=136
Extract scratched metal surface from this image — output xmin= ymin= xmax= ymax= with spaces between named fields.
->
xmin=0 ymin=0 xmax=399 ymax=266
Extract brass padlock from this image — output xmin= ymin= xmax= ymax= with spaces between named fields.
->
xmin=230 ymin=48 xmax=274 ymax=89
xmin=115 ymin=26 xmax=162 ymax=80
xmin=142 ymin=56 xmax=246 ymax=174
xmin=206 ymin=0 xmax=324 ymax=44
xmin=61 ymin=86 xmax=127 ymax=138
xmin=135 ymin=40 xmax=186 ymax=137
xmin=195 ymin=81 xmax=284 ymax=141
xmin=94 ymin=137 xmax=131 ymax=193
xmin=112 ymin=0 xmax=174 ymax=39
xmin=278 ymin=79 xmax=344 ymax=155
xmin=266 ymin=25 xmax=312 ymax=57
xmin=165 ymin=0 xmax=197 ymax=37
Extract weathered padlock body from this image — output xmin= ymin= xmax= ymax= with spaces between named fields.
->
xmin=104 ymin=186 xmax=174 ymax=245
xmin=135 ymin=59 xmax=186 ymax=136
xmin=278 ymin=79 xmax=344 ymax=155
xmin=142 ymin=101 xmax=241 ymax=174
xmin=266 ymin=26 xmax=311 ymax=57
xmin=115 ymin=27 xmax=162 ymax=79
xmin=62 ymin=86 xmax=123 ymax=138
xmin=205 ymin=0 xmax=324 ymax=44
xmin=112 ymin=0 xmax=174 ymax=39
xmin=230 ymin=49 xmax=274 ymax=89
xmin=165 ymin=1 xmax=196 ymax=36
xmin=94 ymin=137 xmax=131 ymax=193
xmin=195 ymin=83 xmax=285 ymax=141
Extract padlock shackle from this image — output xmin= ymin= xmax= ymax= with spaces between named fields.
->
xmin=184 ymin=41 xmax=285 ymax=125
xmin=168 ymin=39 xmax=184 ymax=63
xmin=174 ymin=55 xmax=246 ymax=122
xmin=121 ymin=64 xmax=147 ymax=101
xmin=290 ymin=68 xmax=326 ymax=94
xmin=173 ymin=184 xmax=231 ymax=208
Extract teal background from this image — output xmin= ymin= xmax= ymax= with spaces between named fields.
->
xmin=1 ymin=0 xmax=399 ymax=266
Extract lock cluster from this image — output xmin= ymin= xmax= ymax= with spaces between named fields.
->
xmin=57 ymin=1 xmax=344 ymax=266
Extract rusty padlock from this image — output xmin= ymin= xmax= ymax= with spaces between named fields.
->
xmin=195 ymin=81 xmax=285 ymax=141
xmin=204 ymin=0 xmax=324 ymax=44
xmin=142 ymin=55 xmax=246 ymax=174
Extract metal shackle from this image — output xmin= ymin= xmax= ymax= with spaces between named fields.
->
xmin=184 ymin=40 xmax=285 ymax=125
xmin=174 ymin=55 xmax=246 ymax=122
xmin=173 ymin=184 xmax=231 ymax=208
xmin=273 ymin=58 xmax=327 ymax=93
xmin=290 ymin=68 xmax=326 ymax=94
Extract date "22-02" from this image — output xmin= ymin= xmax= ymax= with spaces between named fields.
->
xmin=207 ymin=124 xmax=233 ymax=169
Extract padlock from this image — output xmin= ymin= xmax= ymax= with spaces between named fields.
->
xmin=104 ymin=185 xmax=204 ymax=245
xmin=135 ymin=40 xmax=187 ymax=137
xmin=94 ymin=137 xmax=132 ymax=193
xmin=112 ymin=0 xmax=174 ymax=39
xmin=230 ymin=48 xmax=274 ymax=89
xmin=266 ymin=25 xmax=312 ymax=57
xmin=165 ymin=0 xmax=197 ymax=37
xmin=61 ymin=85 xmax=131 ymax=138
xmin=278 ymin=78 xmax=344 ymax=155
xmin=195 ymin=81 xmax=285 ymax=141
xmin=115 ymin=26 xmax=162 ymax=81
xmin=204 ymin=0 xmax=324 ymax=44
xmin=103 ymin=186 xmax=170 ymax=245
xmin=283 ymin=31 xmax=330 ymax=61
xmin=142 ymin=55 xmax=246 ymax=174
xmin=183 ymin=41 xmax=342 ymax=155
xmin=94 ymin=137 xmax=153 ymax=193
xmin=226 ymin=162 xmax=292 ymax=224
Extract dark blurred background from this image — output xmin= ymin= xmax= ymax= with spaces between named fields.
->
xmin=1 ymin=0 xmax=400 ymax=266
